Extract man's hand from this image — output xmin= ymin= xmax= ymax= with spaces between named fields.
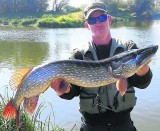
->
xmin=136 ymin=60 xmax=151 ymax=76
xmin=51 ymin=78 xmax=70 ymax=96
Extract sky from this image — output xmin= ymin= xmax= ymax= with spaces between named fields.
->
xmin=69 ymin=0 xmax=93 ymax=7
xmin=48 ymin=0 xmax=93 ymax=10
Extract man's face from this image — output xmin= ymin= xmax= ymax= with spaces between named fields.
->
xmin=85 ymin=10 xmax=111 ymax=39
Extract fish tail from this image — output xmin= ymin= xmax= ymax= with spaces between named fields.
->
xmin=2 ymin=100 xmax=17 ymax=119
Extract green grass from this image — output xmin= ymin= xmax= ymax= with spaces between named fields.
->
xmin=0 ymin=10 xmax=157 ymax=28
xmin=0 ymin=87 xmax=64 ymax=131
xmin=0 ymin=12 xmax=84 ymax=28
xmin=0 ymin=11 xmax=134 ymax=28
xmin=38 ymin=12 xmax=84 ymax=28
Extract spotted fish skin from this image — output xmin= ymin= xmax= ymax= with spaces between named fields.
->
xmin=2 ymin=45 xmax=158 ymax=120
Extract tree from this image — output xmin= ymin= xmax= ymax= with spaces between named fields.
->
xmin=130 ymin=0 xmax=155 ymax=19
xmin=100 ymin=0 xmax=128 ymax=16
xmin=0 ymin=0 xmax=49 ymax=13
xmin=52 ymin=0 xmax=69 ymax=12
xmin=23 ymin=0 xmax=49 ymax=12
xmin=153 ymin=0 xmax=160 ymax=12
xmin=0 ymin=0 xmax=5 ymax=13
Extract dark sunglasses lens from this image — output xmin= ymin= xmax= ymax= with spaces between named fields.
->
xmin=88 ymin=15 xmax=108 ymax=25
xmin=98 ymin=15 xmax=107 ymax=22
xmin=88 ymin=18 xmax=96 ymax=25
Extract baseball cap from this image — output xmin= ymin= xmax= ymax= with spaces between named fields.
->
xmin=84 ymin=2 xmax=108 ymax=20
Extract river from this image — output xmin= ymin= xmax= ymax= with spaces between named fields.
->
xmin=0 ymin=20 xmax=160 ymax=131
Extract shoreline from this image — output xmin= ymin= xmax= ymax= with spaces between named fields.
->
xmin=1 ymin=12 xmax=159 ymax=28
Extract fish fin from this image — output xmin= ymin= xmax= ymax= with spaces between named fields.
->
xmin=116 ymin=77 xmax=127 ymax=96
xmin=9 ymin=68 xmax=33 ymax=90
xmin=23 ymin=95 xmax=39 ymax=115
xmin=2 ymin=100 xmax=17 ymax=119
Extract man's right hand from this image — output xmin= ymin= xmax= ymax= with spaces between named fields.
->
xmin=51 ymin=78 xmax=70 ymax=96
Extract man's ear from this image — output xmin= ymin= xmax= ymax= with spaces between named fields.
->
xmin=108 ymin=16 xmax=112 ymax=25
xmin=84 ymin=21 xmax=89 ymax=29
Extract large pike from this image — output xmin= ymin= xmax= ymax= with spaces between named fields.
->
xmin=2 ymin=45 xmax=158 ymax=126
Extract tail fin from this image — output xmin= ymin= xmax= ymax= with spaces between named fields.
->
xmin=2 ymin=100 xmax=16 ymax=119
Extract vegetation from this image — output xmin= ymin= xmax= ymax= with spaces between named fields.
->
xmin=0 ymin=0 xmax=49 ymax=13
xmin=0 ymin=0 xmax=160 ymax=28
xmin=0 ymin=87 xmax=64 ymax=131
xmin=0 ymin=12 xmax=84 ymax=28
xmin=101 ymin=0 xmax=160 ymax=20
xmin=38 ymin=12 xmax=84 ymax=28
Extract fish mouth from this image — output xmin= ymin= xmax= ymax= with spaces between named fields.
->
xmin=136 ymin=45 xmax=158 ymax=66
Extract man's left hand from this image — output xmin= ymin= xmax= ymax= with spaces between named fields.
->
xmin=136 ymin=60 xmax=151 ymax=76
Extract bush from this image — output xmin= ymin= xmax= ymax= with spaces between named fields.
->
xmin=21 ymin=19 xmax=38 ymax=26
xmin=38 ymin=12 xmax=84 ymax=28
xmin=11 ymin=19 xmax=21 ymax=26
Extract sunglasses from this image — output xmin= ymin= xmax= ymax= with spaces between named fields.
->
xmin=87 ymin=14 xmax=108 ymax=25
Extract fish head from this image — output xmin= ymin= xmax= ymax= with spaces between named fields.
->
xmin=135 ymin=45 xmax=158 ymax=67
xmin=110 ymin=45 xmax=158 ymax=78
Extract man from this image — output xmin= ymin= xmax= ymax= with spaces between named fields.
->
xmin=51 ymin=2 xmax=152 ymax=131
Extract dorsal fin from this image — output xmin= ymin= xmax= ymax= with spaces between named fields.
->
xmin=9 ymin=68 xmax=33 ymax=90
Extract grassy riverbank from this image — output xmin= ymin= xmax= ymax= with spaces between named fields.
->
xmin=0 ymin=11 xmax=131 ymax=28
xmin=0 ymin=12 xmax=83 ymax=28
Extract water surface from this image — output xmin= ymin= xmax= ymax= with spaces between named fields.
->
xmin=0 ymin=20 xmax=160 ymax=131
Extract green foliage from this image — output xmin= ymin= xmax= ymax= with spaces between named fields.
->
xmin=131 ymin=13 xmax=137 ymax=18
xmin=100 ymin=0 xmax=159 ymax=20
xmin=11 ymin=19 xmax=21 ymax=26
xmin=0 ymin=0 xmax=159 ymax=28
xmin=0 ymin=0 xmax=49 ymax=14
xmin=20 ymin=19 xmax=38 ymax=26
xmin=42 ymin=14 xmax=54 ymax=18
xmin=119 ymin=8 xmax=130 ymax=13
xmin=64 ymin=5 xmax=81 ymax=13
xmin=0 ymin=88 xmax=64 ymax=131
xmin=130 ymin=0 xmax=154 ymax=19
xmin=112 ymin=16 xmax=125 ymax=23
xmin=0 ymin=97 xmax=35 ymax=131
xmin=38 ymin=12 xmax=84 ymax=28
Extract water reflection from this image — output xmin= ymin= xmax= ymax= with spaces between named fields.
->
xmin=47 ymin=29 xmax=72 ymax=61
xmin=112 ymin=20 xmax=154 ymax=28
xmin=0 ymin=41 xmax=49 ymax=69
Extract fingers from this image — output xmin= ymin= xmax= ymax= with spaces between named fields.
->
xmin=137 ymin=64 xmax=150 ymax=76
xmin=51 ymin=78 xmax=70 ymax=96
xmin=116 ymin=77 xmax=127 ymax=96
xmin=136 ymin=59 xmax=151 ymax=76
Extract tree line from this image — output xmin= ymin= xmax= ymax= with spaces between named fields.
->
xmin=0 ymin=0 xmax=160 ymax=19
xmin=101 ymin=0 xmax=160 ymax=19
xmin=0 ymin=0 xmax=70 ymax=13
xmin=0 ymin=0 xmax=48 ymax=13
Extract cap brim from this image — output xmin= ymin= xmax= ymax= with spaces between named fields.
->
xmin=85 ymin=8 xmax=108 ymax=19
